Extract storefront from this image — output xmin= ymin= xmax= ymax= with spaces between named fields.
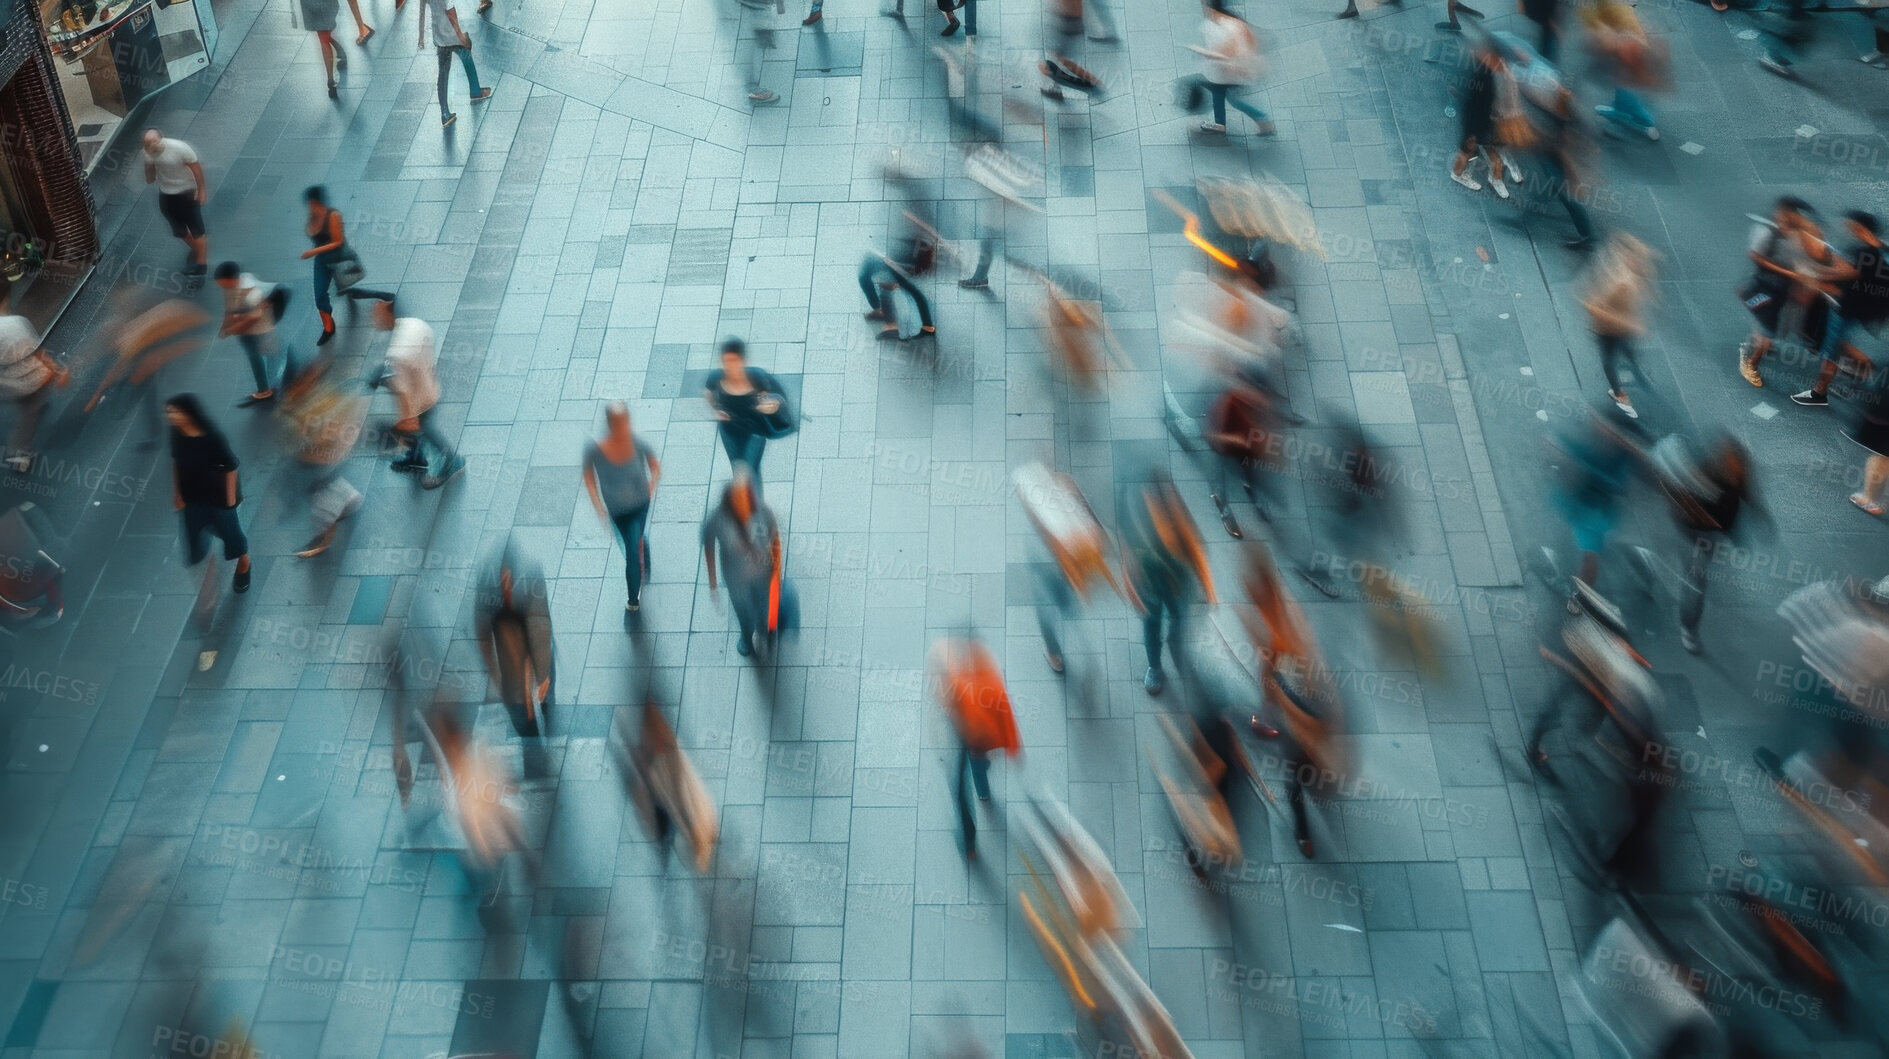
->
xmin=40 ymin=0 xmax=217 ymax=173
xmin=0 ymin=0 xmax=96 ymax=314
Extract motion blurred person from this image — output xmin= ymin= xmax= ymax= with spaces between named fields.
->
xmin=1792 ymin=210 xmax=1888 ymax=408
xmin=141 ymin=129 xmax=208 ymax=276
xmin=929 ymin=636 xmax=1021 ymax=859
xmin=618 ymin=700 xmax=720 ymax=871
xmin=1585 ymin=0 xmax=1664 ymax=141
xmin=701 ymin=466 xmax=782 ymax=658
xmin=1581 ymin=233 xmax=1656 ymax=418
xmin=1547 ymin=405 xmax=1641 ymax=587
xmin=1205 ymin=369 xmax=1287 ymax=537
xmin=370 ymin=297 xmax=465 ymax=488
xmin=428 ymin=707 xmax=535 ymax=903
xmin=1450 ymin=36 xmax=1514 ymax=196
xmin=419 ymin=0 xmax=495 ymax=128
xmin=278 ymin=356 xmax=367 ymax=558
xmin=1536 ymin=84 xmax=1600 ymax=252
xmin=1741 ymin=197 xmax=1835 ymax=388
xmin=859 ymin=213 xmax=937 ymax=339
xmin=584 ymin=402 xmax=661 ymax=611
xmin=1038 ymin=0 xmax=1101 ymax=100
xmin=1188 ymin=0 xmax=1274 ymax=136
xmin=740 ymin=0 xmax=784 ymax=104
xmin=1845 ymin=364 xmax=1889 ymax=517
xmin=1015 ymin=462 xmax=1115 ymax=674
xmin=1242 ymin=545 xmax=1342 ymax=857
xmin=1119 ymin=475 xmax=1216 ymax=695
xmin=1656 ymin=434 xmax=1768 ymax=653
xmin=0 ymin=280 xmax=67 ymax=474
xmin=84 ymin=293 xmax=210 ymax=451
xmin=166 ymin=394 xmax=252 ymax=602
xmin=213 ymin=262 xmax=290 ymax=407
xmin=704 ymin=338 xmax=789 ymax=485
xmin=477 ymin=542 xmax=555 ymax=738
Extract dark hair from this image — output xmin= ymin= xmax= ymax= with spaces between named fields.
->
xmin=719 ymin=337 xmax=746 ymax=358
xmin=164 ymin=393 xmax=226 ymax=444
xmin=1777 ymin=195 xmax=1814 ymax=218
xmin=213 ymin=261 xmax=240 ymax=282
xmin=1846 ymin=210 xmax=1882 ymax=237
xmin=304 ymin=185 xmax=327 ymax=206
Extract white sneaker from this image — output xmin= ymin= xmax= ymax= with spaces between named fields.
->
xmin=748 ymin=90 xmax=779 ymax=103
xmin=1610 ymin=390 xmax=1637 ymax=418
xmin=1490 ymin=177 xmax=1510 ymax=200
xmin=1502 ymin=153 xmax=1523 ymax=183
xmin=1450 ymin=170 xmax=1482 ymax=192
xmin=1644 ymin=125 xmax=1660 ymax=141
xmin=1198 ymin=121 xmax=1227 ymax=133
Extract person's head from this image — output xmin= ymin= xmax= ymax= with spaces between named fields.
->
xmin=304 ymin=185 xmax=328 ymax=218
xmin=164 ymin=393 xmax=213 ymax=436
xmin=727 ymin=466 xmax=756 ymax=520
xmin=212 ymin=261 xmax=241 ymax=288
xmin=719 ymin=337 xmax=748 ymax=377
xmin=372 ymin=297 xmax=396 ymax=331
xmin=604 ymin=400 xmax=631 ymax=437
xmin=1204 ymin=0 xmax=1231 ymax=15
xmin=142 ymin=128 xmax=163 ymax=154
xmin=1846 ymin=210 xmax=1882 ymax=244
xmin=1775 ymin=195 xmax=1814 ymax=229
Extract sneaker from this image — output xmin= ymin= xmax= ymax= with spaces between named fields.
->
xmin=421 ymin=455 xmax=466 ymax=489
xmin=627 ymin=597 xmax=640 ymax=612
xmin=1503 ymin=154 xmax=1524 ymax=183
xmin=1739 ymin=355 xmax=1763 ymax=387
xmin=237 ymin=391 xmax=275 ymax=407
xmin=441 ymin=113 xmax=457 ymax=128
xmin=233 ymin=564 xmax=252 ymax=593
xmin=1594 ymin=104 xmax=1617 ymax=121
xmin=941 ymin=16 xmax=959 ymax=34
xmin=1644 ymin=125 xmax=1660 ymax=141
xmin=1046 ymin=650 xmax=1064 ymax=674
xmin=957 ymin=277 xmax=989 ymax=289
xmin=1255 ymin=121 xmax=1277 ymax=136
xmin=1198 ymin=121 xmax=1227 ymax=133
xmin=1790 ymin=389 xmax=1828 ymax=406
xmin=471 ymin=87 xmax=493 ymax=103
xmin=1679 ymin=625 xmax=1700 ymax=654
xmin=802 ymin=8 xmax=822 ymax=22
xmin=1564 ymin=238 xmax=1597 ymax=253
xmin=1862 ymin=51 xmax=1889 ymax=68
xmin=1489 ymin=177 xmax=1510 ymax=200
xmin=748 ymin=90 xmax=779 ymax=104
xmin=1851 ymin=492 xmax=1885 ymax=517
xmin=1144 ymin=667 xmax=1165 ymax=695
xmin=1450 ymin=170 xmax=1482 ymax=192
xmin=317 ymin=326 xmax=336 ymax=346
xmin=736 ymin=636 xmax=754 ymax=657
xmin=1610 ymin=390 xmax=1637 ymax=418
xmin=2 ymin=453 xmax=30 ymax=474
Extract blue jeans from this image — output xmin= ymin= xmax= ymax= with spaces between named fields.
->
xmin=1605 ymin=87 xmax=1654 ymax=130
xmin=718 ymin=426 xmax=767 ymax=483
xmin=1208 ymin=83 xmax=1268 ymax=126
xmin=611 ymin=505 xmax=651 ymax=602
xmin=858 ymin=255 xmax=934 ymax=328
xmin=1821 ymin=311 xmax=1857 ymax=361
xmin=237 ymin=332 xmax=284 ymax=393
xmin=436 ymin=45 xmax=483 ymax=115
xmin=955 ymin=748 xmax=992 ymax=851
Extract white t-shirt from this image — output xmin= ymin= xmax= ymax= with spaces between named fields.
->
xmin=385 ymin=318 xmax=441 ymax=414
xmin=425 ymin=0 xmax=465 ymax=47
xmin=221 ymin=274 xmax=275 ymax=335
xmin=146 ymin=138 xmax=200 ymax=195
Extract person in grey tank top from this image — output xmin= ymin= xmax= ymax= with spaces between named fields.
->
xmin=584 ymin=402 xmax=662 ymax=611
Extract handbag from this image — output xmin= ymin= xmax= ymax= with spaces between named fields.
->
xmin=330 ymin=253 xmax=366 ymax=292
xmin=1176 ymin=76 xmax=1208 ymax=114
xmin=751 ymin=372 xmax=798 ymax=439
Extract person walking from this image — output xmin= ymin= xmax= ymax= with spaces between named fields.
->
xmin=1188 ymin=0 xmax=1274 ymax=136
xmin=296 ymin=0 xmax=357 ymax=98
xmin=0 ymin=281 xmax=67 ymax=474
xmin=703 ymin=338 xmax=789 ymax=485
xmin=1519 ymin=0 xmax=1562 ymax=61
xmin=1740 ymin=197 xmax=1833 ymax=387
xmin=420 ymin=0 xmax=493 ymax=128
xmin=85 ymin=294 xmax=209 ymax=452
xmin=929 ymin=636 xmax=1021 ymax=860
xmin=1015 ymin=462 xmax=1115 ymax=675
xmin=859 ymin=249 xmax=936 ymax=339
xmin=213 ymin=262 xmax=290 ymax=407
xmin=166 ymin=394 xmax=252 ymax=599
xmin=1586 ymin=0 xmax=1665 ymax=141
xmin=141 ymin=129 xmax=208 ymax=277
xmin=1205 ymin=369 xmax=1287 ymax=536
xmin=279 ymin=357 xmax=367 ymax=558
xmin=300 ymin=186 xmax=370 ymax=347
xmin=584 ymin=401 xmax=662 ymax=612
xmin=1548 ymin=405 xmax=1641 ymax=588
xmin=701 ymin=467 xmax=782 ymax=659
xmin=1536 ymin=84 xmax=1600 ymax=252
xmin=1120 ymin=476 xmax=1216 ymax=696
xmin=1449 ymin=38 xmax=1514 ymax=196
xmin=738 ymin=0 xmax=784 ymax=104
xmin=1655 ymin=434 xmax=1766 ymax=653
xmin=1793 ymin=211 xmax=1889 ymax=408
xmin=1844 ymin=364 xmax=1889 ymax=517
xmin=477 ymin=543 xmax=556 ymax=738
xmin=1581 ymin=233 xmax=1655 ymax=418
xmin=370 ymin=297 xmax=465 ymax=489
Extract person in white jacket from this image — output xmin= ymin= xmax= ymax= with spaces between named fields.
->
xmin=1189 ymin=0 xmax=1274 ymax=136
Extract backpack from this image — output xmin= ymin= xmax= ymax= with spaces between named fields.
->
xmin=265 ymin=284 xmax=290 ymax=323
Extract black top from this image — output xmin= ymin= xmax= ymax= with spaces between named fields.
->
xmin=171 ymin=431 xmax=241 ymax=508
xmin=706 ymin=367 xmax=780 ymax=435
xmin=1460 ymin=63 xmax=1497 ymax=139
xmin=1521 ymin=0 xmax=1557 ymax=24
xmin=1839 ymin=242 xmax=1889 ymax=324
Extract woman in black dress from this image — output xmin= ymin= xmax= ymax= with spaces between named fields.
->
xmin=1449 ymin=38 xmax=1513 ymax=197
xmin=166 ymin=394 xmax=251 ymax=595
xmin=702 ymin=337 xmax=786 ymax=485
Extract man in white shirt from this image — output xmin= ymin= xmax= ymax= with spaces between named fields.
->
xmin=0 ymin=279 xmax=68 ymax=473
xmin=421 ymin=0 xmax=494 ymax=128
xmin=142 ymin=129 xmax=209 ymax=276
xmin=371 ymin=298 xmax=464 ymax=488
xmin=213 ymin=261 xmax=289 ymax=407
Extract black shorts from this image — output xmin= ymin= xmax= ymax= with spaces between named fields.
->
xmin=158 ymin=191 xmax=205 ymax=239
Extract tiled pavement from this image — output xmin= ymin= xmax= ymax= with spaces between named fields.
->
xmin=0 ymin=0 xmax=1885 ymax=1053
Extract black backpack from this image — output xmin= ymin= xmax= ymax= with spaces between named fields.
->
xmin=265 ymin=285 xmax=290 ymax=322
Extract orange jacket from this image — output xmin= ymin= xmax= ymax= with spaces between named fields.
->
xmin=941 ymin=643 xmax=1021 ymax=755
